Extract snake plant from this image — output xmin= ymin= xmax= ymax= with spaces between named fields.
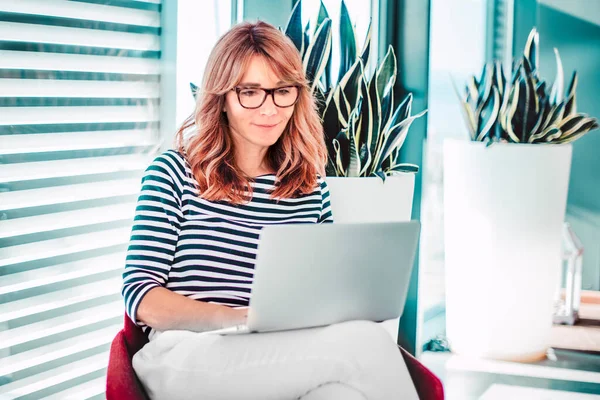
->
xmin=284 ymin=0 xmax=425 ymax=178
xmin=457 ymin=28 xmax=598 ymax=145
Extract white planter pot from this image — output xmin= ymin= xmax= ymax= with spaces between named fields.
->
xmin=443 ymin=139 xmax=572 ymax=361
xmin=325 ymin=174 xmax=415 ymax=223
xmin=325 ymin=174 xmax=416 ymax=341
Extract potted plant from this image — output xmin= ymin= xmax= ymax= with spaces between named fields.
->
xmin=444 ymin=28 xmax=598 ymax=361
xmin=284 ymin=0 xmax=425 ymax=340
xmin=283 ymin=0 xmax=426 ymax=224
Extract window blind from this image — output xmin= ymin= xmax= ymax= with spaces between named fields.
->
xmin=0 ymin=0 xmax=162 ymax=398
xmin=486 ymin=0 xmax=514 ymax=67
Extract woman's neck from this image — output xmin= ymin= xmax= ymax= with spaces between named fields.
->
xmin=235 ymin=150 xmax=274 ymax=178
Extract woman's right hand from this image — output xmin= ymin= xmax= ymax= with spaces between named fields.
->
xmin=219 ymin=306 xmax=248 ymax=328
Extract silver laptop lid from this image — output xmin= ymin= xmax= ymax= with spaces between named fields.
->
xmin=246 ymin=221 xmax=421 ymax=333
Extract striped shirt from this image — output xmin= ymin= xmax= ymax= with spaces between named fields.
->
xmin=121 ymin=150 xmax=333 ymax=334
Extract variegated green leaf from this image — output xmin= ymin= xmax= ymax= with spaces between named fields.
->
xmin=332 ymin=138 xmax=346 ymax=176
xmin=284 ymin=0 xmax=304 ymax=55
xmin=371 ymin=170 xmax=386 ymax=182
xmin=524 ymin=28 xmax=539 ymax=75
xmin=338 ymin=59 xmax=363 ymax=112
xmin=557 ymin=120 xmax=599 ymax=143
xmin=564 ymin=71 xmax=578 ymax=116
xmin=549 ymin=48 xmax=564 ymax=105
xmin=544 ymin=126 xmax=562 ymax=142
xmin=303 ymin=18 xmax=332 ymax=93
xmin=356 ymin=75 xmax=372 ymax=173
xmin=359 ymin=21 xmax=372 ymax=71
xmin=190 ymin=82 xmax=199 ymax=100
xmin=505 ymin=80 xmax=521 ymax=142
xmin=476 ymin=86 xmax=500 ymax=142
xmin=388 ymin=163 xmax=419 ymax=173
xmin=338 ymin=0 xmax=357 ymax=82
xmin=378 ymin=110 xmax=427 ymax=167
xmin=346 ymin=114 xmax=361 ymax=177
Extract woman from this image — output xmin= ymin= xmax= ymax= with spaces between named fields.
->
xmin=122 ymin=21 xmax=417 ymax=400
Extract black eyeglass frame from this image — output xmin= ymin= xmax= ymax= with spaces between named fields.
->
xmin=232 ymin=85 xmax=301 ymax=109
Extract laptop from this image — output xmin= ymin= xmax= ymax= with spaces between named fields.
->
xmin=209 ymin=221 xmax=420 ymax=335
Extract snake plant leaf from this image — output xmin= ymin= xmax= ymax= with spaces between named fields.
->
xmin=395 ymin=92 xmax=413 ymax=124
xmin=371 ymin=170 xmax=386 ymax=182
xmin=558 ymin=114 xmax=586 ymax=138
xmin=303 ymin=18 xmax=332 ymax=93
xmin=190 ymin=82 xmax=199 ymax=101
xmin=362 ymin=48 xmax=396 ymax=173
xmin=359 ymin=142 xmax=371 ymax=175
xmin=558 ymin=119 xmax=599 ymax=143
xmin=339 ymin=59 xmax=363 ymax=114
xmin=528 ymin=82 xmax=548 ymax=138
xmin=303 ymin=21 xmax=310 ymax=59
xmin=346 ymin=114 xmax=361 ymax=177
xmin=546 ymin=101 xmax=566 ymax=130
xmin=388 ymin=163 xmax=419 ymax=173
xmin=466 ymin=76 xmax=479 ymax=108
xmin=477 ymin=63 xmax=493 ymax=106
xmin=285 ymin=0 xmax=304 ymax=56
xmin=316 ymin=0 xmax=329 ymax=28
xmin=356 ymin=74 xmax=372 ymax=168
xmin=544 ymin=126 xmax=563 ymax=142
xmin=564 ymin=71 xmax=578 ymax=116
xmin=522 ymin=57 xmax=540 ymax=140
xmin=332 ymin=138 xmax=346 ymax=176
xmin=359 ymin=21 xmax=372 ymax=71
xmin=334 ymin=130 xmax=350 ymax=173
xmin=315 ymin=1 xmax=333 ymax=91
xmin=524 ymin=28 xmax=539 ymax=77
xmin=493 ymin=61 xmax=507 ymax=97
xmin=476 ymin=86 xmax=500 ymax=142
xmin=338 ymin=0 xmax=357 ymax=83
xmin=505 ymin=80 xmax=521 ymax=142
xmin=452 ymin=76 xmax=477 ymax=139
xmin=378 ymin=110 xmax=427 ymax=167
xmin=373 ymin=46 xmax=397 ymax=155
xmin=549 ymin=48 xmax=564 ymax=105
xmin=325 ymin=157 xmax=338 ymax=176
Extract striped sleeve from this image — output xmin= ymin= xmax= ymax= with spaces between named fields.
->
xmin=122 ymin=152 xmax=183 ymax=326
xmin=318 ymin=177 xmax=334 ymax=223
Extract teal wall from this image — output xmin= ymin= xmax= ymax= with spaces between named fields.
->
xmin=537 ymin=3 xmax=600 ymax=290
xmin=243 ymin=0 xmax=295 ymax=28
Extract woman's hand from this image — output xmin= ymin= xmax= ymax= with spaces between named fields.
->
xmin=218 ymin=306 xmax=248 ymax=328
xmin=137 ymin=287 xmax=249 ymax=332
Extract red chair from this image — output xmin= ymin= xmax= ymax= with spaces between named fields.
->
xmin=106 ymin=315 xmax=444 ymax=399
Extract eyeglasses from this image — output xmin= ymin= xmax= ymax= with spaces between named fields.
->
xmin=233 ymin=85 xmax=300 ymax=109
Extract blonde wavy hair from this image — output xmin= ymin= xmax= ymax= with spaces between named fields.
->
xmin=175 ymin=21 xmax=327 ymax=204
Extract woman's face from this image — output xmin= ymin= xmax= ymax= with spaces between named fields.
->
xmin=223 ymin=55 xmax=296 ymax=153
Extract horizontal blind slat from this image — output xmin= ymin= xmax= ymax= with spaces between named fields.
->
xmin=0 ymin=252 xmax=125 ymax=296
xmin=0 ymin=178 xmax=141 ymax=211
xmin=0 ymin=301 xmax=123 ymax=351
xmin=0 ymin=326 xmax=120 ymax=378
xmin=0 ymin=105 xmax=159 ymax=125
xmin=0 ymin=79 xmax=160 ymax=98
xmin=0 ymin=154 xmax=152 ymax=183
xmin=0 ymin=130 xmax=157 ymax=155
xmin=0 ymin=277 xmax=122 ymax=323
xmin=0 ymin=0 xmax=161 ymax=27
xmin=0 ymin=22 xmax=160 ymax=51
xmin=0 ymin=227 xmax=131 ymax=269
xmin=1 ymin=203 xmax=135 ymax=239
xmin=0 ymin=50 xmax=161 ymax=74
xmin=0 ymin=352 xmax=110 ymax=399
